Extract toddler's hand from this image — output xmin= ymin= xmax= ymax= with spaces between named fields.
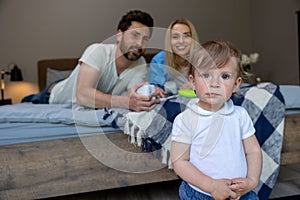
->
xmin=210 ymin=179 xmax=238 ymax=200
xmin=229 ymin=178 xmax=256 ymax=197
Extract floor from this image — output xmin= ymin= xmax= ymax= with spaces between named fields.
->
xmin=45 ymin=163 xmax=300 ymax=200
xmin=46 ymin=180 xmax=181 ymax=200
xmin=269 ymin=163 xmax=300 ymax=199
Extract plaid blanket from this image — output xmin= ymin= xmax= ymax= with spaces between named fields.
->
xmin=120 ymin=82 xmax=285 ymax=200
xmin=232 ymin=82 xmax=285 ymax=199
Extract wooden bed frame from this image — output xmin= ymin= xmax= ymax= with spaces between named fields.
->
xmin=0 ymin=56 xmax=299 ymax=199
xmin=280 ymin=113 xmax=300 ymax=165
xmin=38 ymin=58 xmax=79 ymax=91
xmin=0 ymin=133 xmax=179 ymax=199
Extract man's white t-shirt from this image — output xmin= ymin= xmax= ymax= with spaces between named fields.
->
xmin=49 ymin=43 xmax=147 ymax=104
xmin=171 ymin=99 xmax=255 ymax=195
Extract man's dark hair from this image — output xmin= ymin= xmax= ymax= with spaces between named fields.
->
xmin=117 ymin=10 xmax=154 ymax=37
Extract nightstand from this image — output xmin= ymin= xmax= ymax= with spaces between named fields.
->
xmin=0 ymin=99 xmax=12 ymax=105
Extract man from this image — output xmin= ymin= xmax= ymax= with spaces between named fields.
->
xmin=49 ymin=10 xmax=159 ymax=111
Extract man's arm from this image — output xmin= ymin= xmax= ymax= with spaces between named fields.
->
xmin=76 ymin=62 xmax=117 ymax=108
xmin=76 ymin=63 xmax=159 ymax=111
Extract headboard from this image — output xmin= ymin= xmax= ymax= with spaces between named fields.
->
xmin=37 ymin=58 xmax=79 ymax=91
xmin=37 ymin=53 xmax=157 ymax=91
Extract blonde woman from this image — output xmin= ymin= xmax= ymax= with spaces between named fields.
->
xmin=149 ymin=19 xmax=200 ymax=97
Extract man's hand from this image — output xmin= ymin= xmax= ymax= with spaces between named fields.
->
xmin=128 ymin=83 xmax=160 ymax=112
xmin=155 ymin=86 xmax=168 ymax=98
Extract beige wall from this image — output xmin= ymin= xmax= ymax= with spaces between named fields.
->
xmin=0 ymin=0 xmax=299 ymax=101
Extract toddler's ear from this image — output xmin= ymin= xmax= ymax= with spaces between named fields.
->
xmin=233 ymin=77 xmax=242 ymax=93
xmin=189 ymin=74 xmax=195 ymax=89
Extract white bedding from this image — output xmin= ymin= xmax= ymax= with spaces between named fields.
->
xmin=0 ymin=103 xmax=119 ymax=126
xmin=0 ymin=103 xmax=125 ymax=146
xmin=0 ymin=122 xmax=120 ymax=146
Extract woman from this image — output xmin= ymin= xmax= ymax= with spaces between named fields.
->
xmin=149 ymin=19 xmax=200 ymax=97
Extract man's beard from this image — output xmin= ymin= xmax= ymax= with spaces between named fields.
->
xmin=120 ymin=40 xmax=144 ymax=61
xmin=123 ymin=49 xmax=143 ymax=61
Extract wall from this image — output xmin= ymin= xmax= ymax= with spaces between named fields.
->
xmin=0 ymin=0 xmax=299 ymax=101
xmin=251 ymin=0 xmax=300 ymax=84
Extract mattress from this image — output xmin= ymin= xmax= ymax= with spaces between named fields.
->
xmin=0 ymin=103 xmax=123 ymax=146
xmin=279 ymin=85 xmax=300 ymax=115
xmin=1 ymin=84 xmax=299 ymax=147
xmin=0 ymin=122 xmax=120 ymax=146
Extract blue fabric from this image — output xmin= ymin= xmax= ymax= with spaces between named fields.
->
xmin=141 ymin=100 xmax=183 ymax=152
xmin=0 ymin=122 xmax=119 ymax=146
xmin=257 ymin=184 xmax=272 ymax=200
xmin=179 ymin=181 xmax=259 ymax=200
xmin=148 ymin=51 xmax=168 ymax=89
xmin=141 ymin=98 xmax=188 ymax=145
xmin=0 ymin=103 xmax=118 ymax=127
xmin=279 ymin=85 xmax=300 ymax=109
xmin=151 ymin=99 xmax=187 ymax=144
xmin=21 ymin=79 xmax=63 ymax=104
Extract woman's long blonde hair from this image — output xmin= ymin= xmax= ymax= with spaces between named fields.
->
xmin=165 ymin=19 xmax=200 ymax=71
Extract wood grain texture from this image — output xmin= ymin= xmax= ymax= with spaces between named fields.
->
xmin=0 ymin=133 xmax=178 ymax=199
xmin=281 ymin=114 xmax=300 ymax=165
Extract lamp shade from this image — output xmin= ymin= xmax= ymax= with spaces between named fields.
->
xmin=10 ymin=65 xmax=23 ymax=81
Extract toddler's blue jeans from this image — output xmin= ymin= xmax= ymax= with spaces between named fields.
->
xmin=179 ymin=181 xmax=259 ymax=200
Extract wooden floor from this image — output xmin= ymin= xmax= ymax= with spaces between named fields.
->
xmin=44 ymin=163 xmax=300 ymax=200
xmin=45 ymin=180 xmax=181 ymax=200
xmin=269 ymin=163 xmax=300 ymax=199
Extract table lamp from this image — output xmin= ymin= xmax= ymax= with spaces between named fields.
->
xmin=0 ymin=64 xmax=23 ymax=105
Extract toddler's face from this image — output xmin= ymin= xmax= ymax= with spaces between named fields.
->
xmin=190 ymin=57 xmax=241 ymax=111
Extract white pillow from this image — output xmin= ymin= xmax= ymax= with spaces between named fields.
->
xmin=46 ymin=68 xmax=72 ymax=85
xmin=279 ymin=85 xmax=300 ymax=109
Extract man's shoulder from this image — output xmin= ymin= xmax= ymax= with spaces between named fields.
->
xmin=80 ymin=43 xmax=116 ymax=68
xmin=81 ymin=43 xmax=116 ymax=60
xmin=86 ymin=43 xmax=115 ymax=51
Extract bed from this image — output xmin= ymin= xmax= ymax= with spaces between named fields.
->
xmin=277 ymin=85 xmax=300 ymax=165
xmin=0 ymin=56 xmax=299 ymax=199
